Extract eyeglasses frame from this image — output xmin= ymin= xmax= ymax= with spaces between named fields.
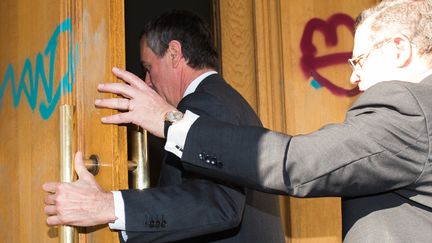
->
xmin=348 ymin=38 xmax=393 ymax=73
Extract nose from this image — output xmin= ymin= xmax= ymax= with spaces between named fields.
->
xmin=350 ymin=71 xmax=360 ymax=85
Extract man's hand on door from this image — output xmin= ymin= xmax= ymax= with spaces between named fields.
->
xmin=42 ymin=151 xmax=117 ymax=227
xmin=95 ymin=67 xmax=175 ymax=138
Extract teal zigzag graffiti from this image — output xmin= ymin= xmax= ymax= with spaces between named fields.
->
xmin=0 ymin=18 xmax=78 ymax=120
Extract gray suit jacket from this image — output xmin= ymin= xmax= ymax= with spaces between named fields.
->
xmin=121 ymin=74 xmax=284 ymax=242
xmin=181 ymin=75 xmax=432 ymax=242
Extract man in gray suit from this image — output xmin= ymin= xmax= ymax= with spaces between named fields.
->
xmin=95 ymin=0 xmax=432 ymax=242
xmin=43 ymin=10 xmax=284 ymax=243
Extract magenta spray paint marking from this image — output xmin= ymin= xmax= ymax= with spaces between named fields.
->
xmin=300 ymin=13 xmax=360 ymax=97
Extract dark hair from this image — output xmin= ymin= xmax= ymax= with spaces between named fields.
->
xmin=140 ymin=10 xmax=219 ymax=70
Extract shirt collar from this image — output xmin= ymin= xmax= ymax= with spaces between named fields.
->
xmin=183 ymin=71 xmax=217 ymax=97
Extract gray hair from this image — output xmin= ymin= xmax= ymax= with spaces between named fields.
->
xmin=355 ymin=0 xmax=432 ymax=61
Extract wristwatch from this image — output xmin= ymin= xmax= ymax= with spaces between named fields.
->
xmin=164 ymin=110 xmax=184 ymax=138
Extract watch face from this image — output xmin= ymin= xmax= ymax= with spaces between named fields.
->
xmin=166 ymin=111 xmax=184 ymax=122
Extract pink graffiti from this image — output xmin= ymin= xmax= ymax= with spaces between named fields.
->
xmin=300 ymin=13 xmax=360 ymax=97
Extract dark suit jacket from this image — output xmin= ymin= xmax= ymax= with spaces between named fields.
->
xmin=121 ymin=74 xmax=284 ymax=242
xmin=181 ymin=75 xmax=432 ymax=242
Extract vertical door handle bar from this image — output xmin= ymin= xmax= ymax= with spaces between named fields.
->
xmin=128 ymin=126 xmax=150 ymax=189
xmin=59 ymin=104 xmax=77 ymax=243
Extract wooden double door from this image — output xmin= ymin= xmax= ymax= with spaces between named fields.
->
xmin=0 ymin=0 xmax=379 ymax=243
xmin=0 ymin=0 xmax=127 ymax=242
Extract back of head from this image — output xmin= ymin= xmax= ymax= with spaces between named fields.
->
xmin=141 ymin=10 xmax=219 ymax=70
xmin=355 ymin=0 xmax=432 ymax=63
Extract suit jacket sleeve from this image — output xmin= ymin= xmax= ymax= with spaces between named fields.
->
xmin=181 ymin=81 xmax=429 ymax=197
xmin=121 ymin=178 xmax=245 ymax=242
xmin=121 ymin=91 xmax=251 ymax=242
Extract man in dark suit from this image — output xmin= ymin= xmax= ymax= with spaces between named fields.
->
xmin=43 ymin=10 xmax=284 ymax=243
xmin=94 ymin=1 xmax=432 ymax=242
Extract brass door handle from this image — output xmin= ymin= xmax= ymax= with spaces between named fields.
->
xmin=128 ymin=125 xmax=150 ymax=189
xmin=59 ymin=105 xmax=77 ymax=243
xmin=58 ymin=106 xmax=148 ymax=243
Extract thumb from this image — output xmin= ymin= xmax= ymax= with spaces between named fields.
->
xmin=74 ymin=151 xmax=92 ymax=180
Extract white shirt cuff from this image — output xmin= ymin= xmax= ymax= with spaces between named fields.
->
xmin=164 ymin=110 xmax=200 ymax=158
xmin=108 ymin=191 xmax=126 ymax=231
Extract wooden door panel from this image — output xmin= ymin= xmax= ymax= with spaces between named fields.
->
xmin=218 ymin=0 xmax=377 ymax=242
xmin=75 ymin=0 xmax=127 ymax=241
xmin=0 ymin=1 xmax=65 ymax=242
xmin=0 ymin=0 xmax=126 ymax=242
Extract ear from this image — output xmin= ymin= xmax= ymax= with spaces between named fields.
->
xmin=392 ymin=35 xmax=413 ymax=68
xmin=167 ymin=40 xmax=183 ymax=68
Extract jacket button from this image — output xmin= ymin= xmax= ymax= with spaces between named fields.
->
xmin=217 ymin=162 xmax=223 ymax=168
xmin=155 ymin=220 xmax=160 ymax=228
xmin=198 ymin=152 xmax=207 ymax=160
xmin=161 ymin=220 xmax=167 ymax=228
xmin=205 ymin=155 xmax=212 ymax=164
xmin=149 ymin=220 xmax=155 ymax=228
xmin=210 ymin=157 xmax=217 ymax=165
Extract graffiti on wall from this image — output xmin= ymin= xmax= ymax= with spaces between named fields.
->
xmin=300 ymin=13 xmax=360 ymax=97
xmin=0 ymin=18 xmax=78 ymax=120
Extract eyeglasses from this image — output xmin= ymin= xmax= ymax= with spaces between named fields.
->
xmin=348 ymin=39 xmax=392 ymax=73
